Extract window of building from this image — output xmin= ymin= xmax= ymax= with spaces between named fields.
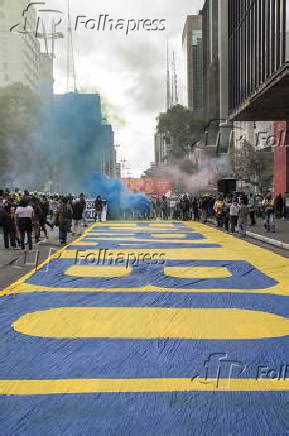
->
xmin=4 ymin=74 xmax=9 ymax=82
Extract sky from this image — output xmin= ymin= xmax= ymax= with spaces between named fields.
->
xmin=46 ymin=0 xmax=204 ymax=177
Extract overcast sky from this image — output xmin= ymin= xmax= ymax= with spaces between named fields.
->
xmin=46 ymin=0 xmax=204 ymax=176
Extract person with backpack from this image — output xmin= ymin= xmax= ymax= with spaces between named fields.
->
xmin=55 ymin=197 xmax=73 ymax=245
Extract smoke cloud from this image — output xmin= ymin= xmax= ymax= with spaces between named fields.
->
xmin=156 ymin=149 xmax=232 ymax=193
xmin=84 ymin=171 xmax=151 ymax=218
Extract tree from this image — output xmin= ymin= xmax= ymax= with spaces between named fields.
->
xmin=157 ymin=105 xmax=206 ymax=160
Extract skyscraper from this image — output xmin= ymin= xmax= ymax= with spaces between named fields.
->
xmin=0 ymin=0 xmax=40 ymax=93
xmin=228 ymin=0 xmax=289 ymax=121
xmin=228 ymin=0 xmax=289 ymax=197
xmin=182 ymin=13 xmax=203 ymax=114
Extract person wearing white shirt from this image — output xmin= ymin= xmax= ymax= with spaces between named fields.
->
xmin=15 ymin=199 xmax=34 ymax=250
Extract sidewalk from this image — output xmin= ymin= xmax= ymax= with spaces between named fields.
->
xmin=0 ymin=227 xmax=81 ymax=291
xmin=246 ymin=218 xmax=289 ymax=249
xmin=207 ymin=216 xmax=289 ymax=254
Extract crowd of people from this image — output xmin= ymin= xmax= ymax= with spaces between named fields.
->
xmin=149 ymin=192 xmax=284 ymax=237
xmin=0 ymin=187 xmax=286 ymax=250
xmin=0 ymin=189 xmax=88 ymax=250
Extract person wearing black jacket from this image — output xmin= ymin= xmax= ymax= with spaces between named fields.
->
xmin=1 ymin=200 xmax=17 ymax=249
xmin=182 ymin=195 xmax=191 ymax=221
xmin=72 ymin=199 xmax=84 ymax=235
xmin=55 ymin=197 xmax=73 ymax=245
xmin=95 ymin=196 xmax=103 ymax=222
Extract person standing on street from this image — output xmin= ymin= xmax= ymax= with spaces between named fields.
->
xmin=55 ymin=197 xmax=73 ymax=245
xmin=214 ymin=196 xmax=224 ymax=227
xmin=72 ymin=198 xmax=84 ymax=236
xmin=249 ymin=194 xmax=256 ymax=226
xmin=15 ymin=199 xmax=34 ymax=251
xmin=80 ymin=193 xmax=87 ymax=227
xmin=95 ymin=196 xmax=103 ymax=222
xmin=223 ymin=196 xmax=232 ymax=232
xmin=1 ymin=199 xmax=17 ymax=249
xmin=238 ymin=199 xmax=248 ymax=238
xmin=161 ymin=196 xmax=169 ymax=220
xmin=230 ymin=200 xmax=238 ymax=233
xmin=192 ymin=197 xmax=200 ymax=221
xmin=264 ymin=194 xmax=275 ymax=233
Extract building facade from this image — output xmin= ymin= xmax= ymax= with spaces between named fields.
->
xmin=0 ymin=0 xmax=40 ymax=94
xmin=201 ymin=0 xmax=232 ymax=154
xmin=154 ymin=132 xmax=167 ymax=165
xmin=229 ymin=0 xmax=289 ymax=121
xmin=182 ymin=14 xmax=203 ymax=113
xmin=228 ymin=0 xmax=289 ymax=197
xmin=202 ymin=0 xmax=219 ymax=123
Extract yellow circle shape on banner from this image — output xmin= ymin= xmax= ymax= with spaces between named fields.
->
xmin=65 ymin=266 xmax=132 ymax=278
xmin=13 ymin=308 xmax=289 ymax=340
xmin=152 ymin=234 xmax=187 ymax=239
xmin=164 ymin=267 xmax=232 ymax=279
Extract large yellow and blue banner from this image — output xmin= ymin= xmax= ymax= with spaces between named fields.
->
xmin=1 ymin=221 xmax=289 ymax=434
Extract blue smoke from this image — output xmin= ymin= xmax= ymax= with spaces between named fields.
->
xmin=84 ymin=171 xmax=151 ymax=219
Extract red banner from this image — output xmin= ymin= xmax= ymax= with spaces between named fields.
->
xmin=122 ymin=178 xmax=173 ymax=196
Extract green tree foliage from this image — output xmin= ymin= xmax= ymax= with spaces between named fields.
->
xmin=157 ymin=105 xmax=205 ymax=160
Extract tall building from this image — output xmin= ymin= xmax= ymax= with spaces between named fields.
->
xmin=154 ymin=132 xmax=167 ymax=165
xmin=0 ymin=0 xmax=40 ymax=94
xmin=202 ymin=0 xmax=232 ymax=153
xmin=228 ymin=0 xmax=289 ymax=121
xmin=202 ymin=0 xmax=219 ymax=123
xmin=228 ymin=0 xmax=289 ymax=197
xmin=182 ymin=14 xmax=203 ymax=113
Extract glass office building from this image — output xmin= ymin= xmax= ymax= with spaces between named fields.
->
xmin=182 ymin=14 xmax=203 ymax=113
xmin=229 ymin=0 xmax=289 ymax=120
